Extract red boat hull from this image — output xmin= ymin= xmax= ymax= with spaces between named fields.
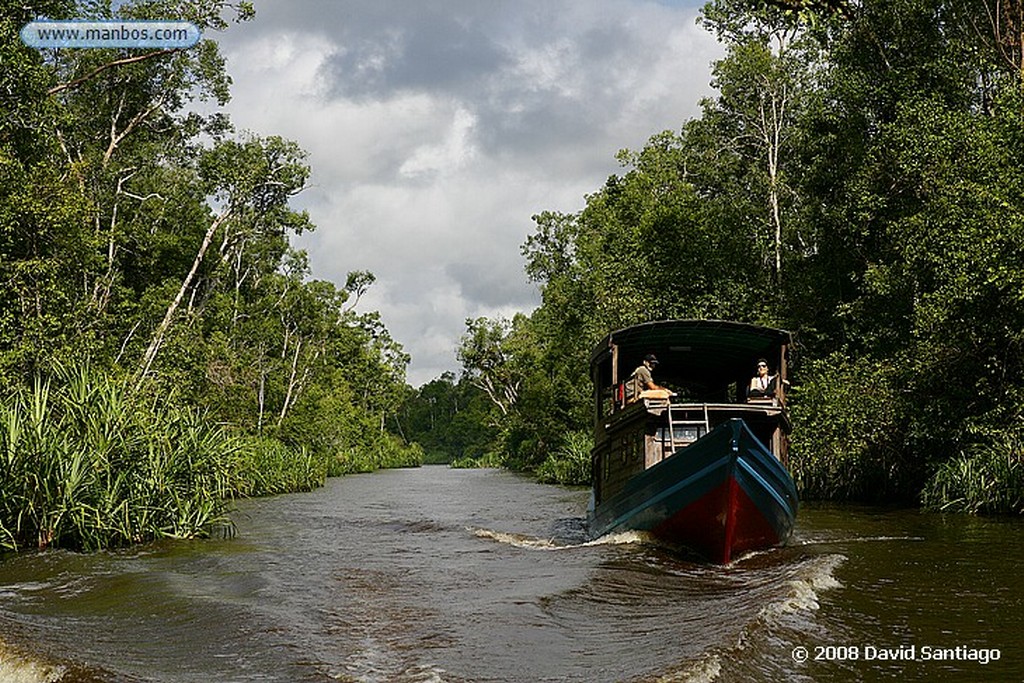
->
xmin=652 ymin=475 xmax=784 ymax=563
xmin=589 ymin=419 xmax=798 ymax=563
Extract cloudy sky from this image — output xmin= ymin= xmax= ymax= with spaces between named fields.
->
xmin=209 ymin=0 xmax=723 ymax=386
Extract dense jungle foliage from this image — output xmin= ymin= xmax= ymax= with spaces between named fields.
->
xmin=0 ymin=0 xmax=419 ymax=551
xmin=404 ymin=0 xmax=1024 ymax=513
xmin=7 ymin=0 xmax=1024 ymax=555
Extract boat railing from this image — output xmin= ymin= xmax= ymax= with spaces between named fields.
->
xmin=605 ymin=379 xmax=783 ymax=415
xmin=641 ymin=398 xmax=784 ymax=466
xmin=644 ymin=396 xmax=783 ymax=412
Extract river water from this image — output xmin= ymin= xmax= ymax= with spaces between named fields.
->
xmin=0 ymin=466 xmax=1020 ymax=682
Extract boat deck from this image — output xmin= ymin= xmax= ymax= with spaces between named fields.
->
xmin=595 ymin=398 xmax=789 ymax=496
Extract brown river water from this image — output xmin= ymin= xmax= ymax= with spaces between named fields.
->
xmin=0 ymin=465 xmax=1020 ymax=682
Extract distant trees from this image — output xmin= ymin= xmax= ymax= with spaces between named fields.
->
xmin=396 ymin=372 xmax=497 ymax=465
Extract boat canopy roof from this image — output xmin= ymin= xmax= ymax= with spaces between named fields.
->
xmin=590 ymin=319 xmax=792 ymax=387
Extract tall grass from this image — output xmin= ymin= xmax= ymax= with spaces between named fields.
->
xmin=328 ymin=435 xmax=424 ymax=476
xmin=228 ymin=436 xmax=327 ymax=497
xmin=921 ymin=431 xmax=1024 ymax=514
xmin=0 ymin=364 xmax=430 ymax=552
xmin=0 ymin=365 xmax=237 ymax=551
xmin=535 ymin=430 xmax=592 ymax=486
xmin=449 ymin=450 xmax=504 ymax=469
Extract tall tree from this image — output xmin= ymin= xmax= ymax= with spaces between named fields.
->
xmin=700 ymin=0 xmax=822 ymax=287
xmin=137 ymin=136 xmax=310 ymax=380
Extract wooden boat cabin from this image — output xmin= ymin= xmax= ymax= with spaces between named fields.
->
xmin=590 ymin=319 xmax=792 ymax=509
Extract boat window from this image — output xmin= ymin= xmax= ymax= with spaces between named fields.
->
xmin=657 ymin=424 xmax=707 ymax=446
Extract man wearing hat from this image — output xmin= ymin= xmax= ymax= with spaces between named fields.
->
xmin=626 ymin=353 xmax=669 ymax=402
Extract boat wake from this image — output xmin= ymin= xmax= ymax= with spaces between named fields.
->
xmin=0 ymin=637 xmax=66 ymax=683
xmin=795 ymin=534 xmax=925 ymax=547
xmin=471 ymin=527 xmax=652 ymax=550
xmin=657 ymin=654 xmax=722 ymax=683
xmin=658 ymin=552 xmax=848 ymax=683
xmin=755 ymin=553 xmax=846 ymax=624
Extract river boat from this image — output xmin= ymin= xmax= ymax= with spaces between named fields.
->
xmin=587 ymin=319 xmax=799 ymax=563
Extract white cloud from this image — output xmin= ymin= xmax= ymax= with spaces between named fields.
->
xmin=399 ymin=107 xmax=478 ymax=178
xmin=211 ymin=0 xmax=722 ymax=386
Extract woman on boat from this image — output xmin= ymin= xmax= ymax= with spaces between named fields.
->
xmin=748 ymin=358 xmax=776 ymax=399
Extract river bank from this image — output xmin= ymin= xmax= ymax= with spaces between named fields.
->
xmin=0 ymin=366 xmax=423 ymax=553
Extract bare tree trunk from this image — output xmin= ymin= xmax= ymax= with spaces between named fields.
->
xmin=278 ymin=337 xmax=303 ymax=425
xmin=393 ymin=411 xmax=407 ymax=443
xmin=114 ymin=321 xmax=141 ymax=365
xmin=279 ymin=345 xmax=322 ymax=426
xmin=48 ymin=48 xmax=179 ymax=96
xmin=137 ymin=210 xmax=230 ymax=382
xmin=758 ymin=75 xmax=787 ymax=285
xmin=257 ymin=343 xmax=267 ymax=434
xmin=472 ymin=375 xmax=518 ymax=417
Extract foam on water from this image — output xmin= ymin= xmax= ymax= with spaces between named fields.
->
xmin=341 ymin=653 xmax=451 ymax=683
xmin=655 ymin=552 xmax=848 ymax=683
xmin=471 ymin=527 xmax=651 ymax=550
xmin=0 ymin=638 xmax=66 ymax=683
xmin=657 ymin=654 xmax=722 ymax=683
xmin=796 ymin=534 xmax=925 ymax=547
xmin=761 ymin=553 xmax=846 ymax=621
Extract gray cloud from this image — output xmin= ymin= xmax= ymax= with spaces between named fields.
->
xmin=211 ymin=0 xmax=720 ymax=385
xmin=444 ymin=260 xmax=538 ymax=310
xmin=320 ymin=13 xmax=511 ymax=99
